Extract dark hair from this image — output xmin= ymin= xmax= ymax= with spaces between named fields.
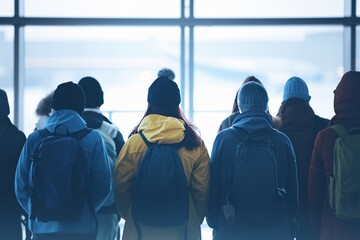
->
xmin=232 ymin=76 xmax=262 ymax=113
xmin=129 ymin=105 xmax=202 ymax=150
xmin=36 ymin=91 xmax=54 ymax=116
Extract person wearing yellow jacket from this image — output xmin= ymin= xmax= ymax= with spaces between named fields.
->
xmin=114 ymin=76 xmax=210 ymax=240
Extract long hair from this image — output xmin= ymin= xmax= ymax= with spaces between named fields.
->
xmin=232 ymin=76 xmax=263 ymax=113
xmin=129 ymin=104 xmax=202 ymax=150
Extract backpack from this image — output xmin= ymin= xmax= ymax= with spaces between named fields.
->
xmin=132 ymin=131 xmax=189 ymax=227
xmin=223 ymin=127 xmax=286 ymax=226
xmin=29 ymin=124 xmax=91 ymax=222
xmin=329 ymin=124 xmax=360 ymax=222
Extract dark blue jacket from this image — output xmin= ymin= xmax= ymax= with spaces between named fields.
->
xmin=207 ymin=111 xmax=299 ymax=240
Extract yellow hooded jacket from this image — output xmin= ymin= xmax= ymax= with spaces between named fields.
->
xmin=114 ymin=114 xmax=210 ymax=240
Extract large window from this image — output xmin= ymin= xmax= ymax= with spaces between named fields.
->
xmin=1 ymin=0 xmax=359 ymax=148
xmin=0 ymin=26 xmax=14 ymax=121
xmin=193 ymin=26 xmax=343 ymax=148
xmin=24 ymin=26 xmax=180 ymax=135
xmin=25 ymin=0 xmax=180 ymax=17
xmin=195 ymin=0 xmax=345 ymax=18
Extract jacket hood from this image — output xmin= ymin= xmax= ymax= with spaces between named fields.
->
xmin=138 ymin=114 xmax=185 ymax=144
xmin=334 ymin=71 xmax=360 ymax=115
xmin=46 ymin=109 xmax=87 ymax=134
xmin=232 ymin=111 xmax=272 ymax=134
xmin=276 ymin=98 xmax=314 ymax=130
xmin=331 ymin=71 xmax=360 ymax=126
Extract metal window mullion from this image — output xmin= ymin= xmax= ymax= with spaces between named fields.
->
xmin=14 ymin=0 xmax=24 ymax=129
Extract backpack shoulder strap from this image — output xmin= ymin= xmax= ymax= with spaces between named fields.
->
xmin=331 ymin=124 xmax=348 ymax=137
xmin=230 ymin=127 xmax=250 ymax=142
xmin=139 ymin=131 xmax=152 ymax=147
xmin=37 ymin=128 xmax=51 ymax=138
xmin=71 ymin=128 xmax=92 ymax=140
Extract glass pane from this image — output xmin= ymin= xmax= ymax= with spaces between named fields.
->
xmin=0 ymin=0 xmax=13 ymax=16
xmin=195 ymin=0 xmax=344 ymax=18
xmin=357 ymin=27 xmax=360 ymax=69
xmin=0 ymin=27 xmax=14 ymax=122
xmin=24 ymin=26 xmax=180 ymax=137
xmin=194 ymin=26 xmax=343 ymax=151
xmin=25 ymin=0 xmax=180 ymax=18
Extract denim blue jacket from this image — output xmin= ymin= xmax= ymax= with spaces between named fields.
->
xmin=15 ymin=109 xmax=111 ymax=234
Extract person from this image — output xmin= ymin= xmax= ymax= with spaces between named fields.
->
xmin=218 ymin=76 xmax=264 ymax=132
xmin=78 ymin=76 xmax=125 ymax=240
xmin=207 ymin=81 xmax=299 ymax=240
xmin=15 ymin=81 xmax=112 ymax=240
xmin=0 ymin=89 xmax=26 ymax=240
xmin=34 ymin=91 xmax=53 ymax=130
xmin=308 ymin=71 xmax=360 ymax=240
xmin=114 ymin=76 xmax=210 ymax=240
xmin=273 ymin=76 xmax=329 ymax=240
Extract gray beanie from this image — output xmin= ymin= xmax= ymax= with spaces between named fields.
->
xmin=237 ymin=82 xmax=269 ymax=113
xmin=283 ymin=76 xmax=311 ymax=102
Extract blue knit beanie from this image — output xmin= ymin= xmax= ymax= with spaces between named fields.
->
xmin=283 ymin=76 xmax=311 ymax=102
xmin=237 ymin=82 xmax=269 ymax=113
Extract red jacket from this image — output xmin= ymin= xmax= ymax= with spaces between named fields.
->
xmin=308 ymin=71 xmax=360 ymax=240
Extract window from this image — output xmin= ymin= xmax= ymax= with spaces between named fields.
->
xmin=0 ymin=27 xmax=14 ymax=121
xmin=193 ymin=26 xmax=342 ymax=150
xmin=195 ymin=0 xmax=345 ymax=18
xmin=0 ymin=0 xmax=13 ymax=16
xmin=24 ymin=26 xmax=180 ymax=136
xmin=25 ymin=0 xmax=180 ymax=18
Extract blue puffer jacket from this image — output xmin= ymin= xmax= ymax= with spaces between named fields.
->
xmin=15 ymin=109 xmax=111 ymax=234
xmin=207 ymin=111 xmax=299 ymax=240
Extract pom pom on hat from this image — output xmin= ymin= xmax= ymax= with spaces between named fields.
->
xmin=237 ymin=82 xmax=269 ymax=113
xmin=78 ymin=76 xmax=104 ymax=108
xmin=147 ymin=76 xmax=181 ymax=108
xmin=157 ymin=68 xmax=176 ymax=81
xmin=51 ymin=81 xmax=85 ymax=114
xmin=283 ymin=76 xmax=311 ymax=102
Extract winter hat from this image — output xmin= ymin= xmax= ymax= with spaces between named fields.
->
xmin=237 ymin=82 xmax=269 ymax=113
xmin=157 ymin=68 xmax=176 ymax=81
xmin=147 ymin=76 xmax=181 ymax=108
xmin=51 ymin=81 xmax=85 ymax=114
xmin=334 ymin=71 xmax=360 ymax=114
xmin=283 ymin=76 xmax=311 ymax=102
xmin=78 ymin=76 xmax=104 ymax=108
xmin=0 ymin=89 xmax=10 ymax=120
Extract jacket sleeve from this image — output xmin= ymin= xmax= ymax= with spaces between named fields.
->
xmin=206 ymin=136 xmax=223 ymax=230
xmin=189 ymin=141 xmax=210 ymax=223
xmin=308 ymin=132 xmax=326 ymax=240
xmin=88 ymin=132 xmax=112 ymax=212
xmin=285 ymin=139 xmax=299 ymax=223
xmin=14 ymin=135 xmax=36 ymax=214
xmin=113 ymin=140 xmax=136 ymax=218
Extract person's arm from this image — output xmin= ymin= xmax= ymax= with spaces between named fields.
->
xmin=206 ymin=136 xmax=223 ymax=230
xmin=308 ymin=132 xmax=326 ymax=240
xmin=284 ymin=139 xmax=299 ymax=236
xmin=14 ymin=136 xmax=34 ymax=214
xmin=89 ymin=132 xmax=112 ymax=211
xmin=189 ymin=141 xmax=210 ymax=222
xmin=113 ymin=139 xmax=136 ymax=218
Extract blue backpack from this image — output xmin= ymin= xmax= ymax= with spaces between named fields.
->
xmin=223 ymin=127 xmax=286 ymax=226
xmin=29 ymin=125 xmax=91 ymax=222
xmin=132 ymin=131 xmax=189 ymax=227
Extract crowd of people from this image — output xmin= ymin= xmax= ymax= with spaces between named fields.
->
xmin=1 ymin=69 xmax=360 ymax=240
